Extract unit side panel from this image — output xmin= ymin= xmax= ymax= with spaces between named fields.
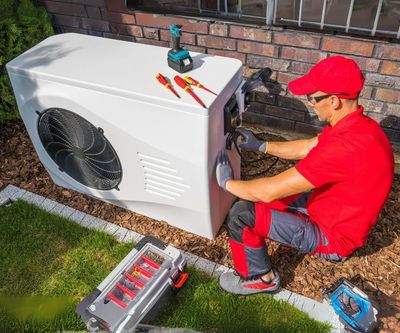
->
xmin=207 ymin=68 xmax=243 ymax=237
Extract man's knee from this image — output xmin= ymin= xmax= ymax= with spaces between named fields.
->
xmin=226 ymin=201 xmax=255 ymax=242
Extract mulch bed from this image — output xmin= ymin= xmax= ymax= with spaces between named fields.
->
xmin=1 ymin=120 xmax=399 ymax=332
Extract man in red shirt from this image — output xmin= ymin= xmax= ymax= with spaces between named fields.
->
xmin=216 ymin=56 xmax=394 ymax=295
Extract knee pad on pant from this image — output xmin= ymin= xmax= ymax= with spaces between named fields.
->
xmin=226 ymin=201 xmax=255 ymax=243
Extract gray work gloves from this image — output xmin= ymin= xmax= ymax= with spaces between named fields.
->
xmin=216 ymin=150 xmax=233 ymax=191
xmin=237 ymin=128 xmax=267 ymax=153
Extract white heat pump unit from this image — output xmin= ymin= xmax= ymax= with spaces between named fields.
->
xmin=7 ymin=33 xmax=271 ymax=239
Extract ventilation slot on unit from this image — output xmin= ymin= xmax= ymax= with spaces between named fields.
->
xmin=137 ymin=153 xmax=189 ymax=200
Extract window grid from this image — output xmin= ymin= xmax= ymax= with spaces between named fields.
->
xmin=129 ymin=0 xmax=400 ymax=39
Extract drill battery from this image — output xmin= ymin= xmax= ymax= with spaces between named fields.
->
xmin=76 ymin=236 xmax=188 ymax=333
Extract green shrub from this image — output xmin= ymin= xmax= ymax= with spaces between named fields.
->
xmin=0 ymin=0 xmax=54 ymax=120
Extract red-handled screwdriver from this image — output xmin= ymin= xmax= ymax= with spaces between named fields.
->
xmin=174 ymin=75 xmax=206 ymax=108
xmin=183 ymin=76 xmax=217 ymax=95
xmin=156 ymin=73 xmax=180 ymax=98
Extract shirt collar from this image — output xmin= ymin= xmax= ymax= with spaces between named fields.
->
xmin=325 ymin=105 xmax=364 ymax=134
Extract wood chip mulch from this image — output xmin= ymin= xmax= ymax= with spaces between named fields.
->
xmin=1 ymin=120 xmax=399 ymax=332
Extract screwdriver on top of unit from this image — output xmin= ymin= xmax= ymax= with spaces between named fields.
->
xmin=156 ymin=73 xmax=180 ymax=98
xmin=183 ymin=76 xmax=217 ymax=95
xmin=174 ymin=75 xmax=206 ymax=108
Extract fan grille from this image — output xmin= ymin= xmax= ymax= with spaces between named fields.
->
xmin=38 ymin=108 xmax=122 ymax=191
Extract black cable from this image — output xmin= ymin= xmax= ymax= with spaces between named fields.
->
xmin=228 ymin=130 xmax=280 ymax=179
xmin=229 ymin=131 xmax=266 ymax=163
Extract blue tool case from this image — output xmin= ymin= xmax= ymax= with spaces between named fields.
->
xmin=323 ymin=278 xmax=379 ymax=333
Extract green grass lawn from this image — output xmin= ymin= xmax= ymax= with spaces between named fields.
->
xmin=0 ymin=200 xmax=331 ymax=333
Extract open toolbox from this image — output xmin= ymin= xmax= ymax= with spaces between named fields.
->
xmin=76 ymin=236 xmax=188 ymax=332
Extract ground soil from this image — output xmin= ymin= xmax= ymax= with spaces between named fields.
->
xmin=1 ymin=120 xmax=399 ymax=332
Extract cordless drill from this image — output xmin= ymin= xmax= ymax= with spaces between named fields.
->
xmin=167 ymin=25 xmax=193 ymax=73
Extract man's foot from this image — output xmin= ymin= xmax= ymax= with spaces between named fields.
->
xmin=219 ymin=269 xmax=281 ymax=295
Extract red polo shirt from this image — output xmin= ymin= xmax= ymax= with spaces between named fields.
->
xmin=295 ymin=106 xmax=394 ymax=256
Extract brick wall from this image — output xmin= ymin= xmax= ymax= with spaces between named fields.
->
xmin=40 ymin=0 xmax=400 ymax=144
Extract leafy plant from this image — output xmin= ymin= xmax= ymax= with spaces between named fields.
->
xmin=0 ymin=0 xmax=53 ymax=120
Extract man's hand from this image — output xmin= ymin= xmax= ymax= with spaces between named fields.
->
xmin=237 ymin=128 xmax=267 ymax=153
xmin=216 ymin=150 xmax=233 ymax=191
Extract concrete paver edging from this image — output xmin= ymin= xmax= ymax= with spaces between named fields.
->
xmin=0 ymin=184 xmax=343 ymax=332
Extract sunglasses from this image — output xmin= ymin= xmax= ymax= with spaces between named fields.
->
xmin=307 ymin=93 xmax=349 ymax=105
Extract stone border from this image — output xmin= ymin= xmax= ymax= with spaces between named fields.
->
xmin=0 ymin=184 xmax=343 ymax=332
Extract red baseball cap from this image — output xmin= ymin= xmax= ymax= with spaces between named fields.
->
xmin=288 ymin=56 xmax=365 ymax=99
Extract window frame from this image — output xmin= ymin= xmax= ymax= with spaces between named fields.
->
xmin=127 ymin=0 xmax=400 ymax=40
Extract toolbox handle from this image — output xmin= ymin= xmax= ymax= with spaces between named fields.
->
xmin=173 ymin=272 xmax=189 ymax=289
xmin=135 ymin=236 xmax=166 ymax=251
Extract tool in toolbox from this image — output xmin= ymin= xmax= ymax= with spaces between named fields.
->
xmin=167 ymin=25 xmax=193 ymax=73
xmin=174 ymin=75 xmax=206 ymax=108
xmin=183 ymin=76 xmax=217 ymax=95
xmin=76 ymin=236 xmax=188 ymax=333
xmin=323 ymin=278 xmax=379 ymax=333
xmin=156 ymin=73 xmax=180 ymax=98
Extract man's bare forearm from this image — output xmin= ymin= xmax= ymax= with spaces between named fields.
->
xmin=225 ymin=167 xmax=315 ymax=203
xmin=226 ymin=178 xmax=271 ymax=202
xmin=266 ymin=137 xmax=318 ymax=160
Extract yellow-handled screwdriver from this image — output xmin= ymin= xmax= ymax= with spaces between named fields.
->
xmin=183 ymin=76 xmax=217 ymax=95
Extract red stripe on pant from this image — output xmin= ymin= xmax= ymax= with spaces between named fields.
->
xmin=229 ymin=208 xmax=273 ymax=277
xmin=229 ymin=238 xmax=249 ymax=277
